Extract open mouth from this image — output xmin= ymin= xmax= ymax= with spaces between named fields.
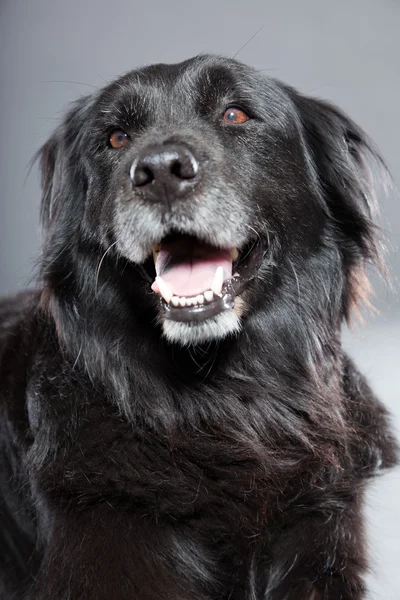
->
xmin=147 ymin=234 xmax=263 ymax=323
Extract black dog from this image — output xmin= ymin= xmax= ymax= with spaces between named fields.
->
xmin=0 ymin=54 xmax=398 ymax=600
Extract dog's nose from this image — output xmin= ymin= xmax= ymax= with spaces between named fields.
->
xmin=130 ymin=144 xmax=199 ymax=199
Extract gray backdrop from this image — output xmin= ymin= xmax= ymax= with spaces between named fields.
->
xmin=0 ymin=0 xmax=399 ymax=597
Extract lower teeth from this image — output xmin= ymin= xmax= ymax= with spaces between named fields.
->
xmin=169 ymin=290 xmax=214 ymax=308
xmin=164 ymin=288 xmax=235 ymax=323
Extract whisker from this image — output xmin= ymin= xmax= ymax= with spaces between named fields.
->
xmin=40 ymin=80 xmax=97 ymax=89
xmin=93 ymin=207 xmax=140 ymax=300
xmin=232 ymin=25 xmax=264 ymax=60
xmin=95 ymin=241 xmax=119 ymax=297
xmin=244 ymin=224 xmax=262 ymax=246
xmin=95 ymin=73 xmax=108 ymax=84
xmin=288 ymin=258 xmax=301 ymax=302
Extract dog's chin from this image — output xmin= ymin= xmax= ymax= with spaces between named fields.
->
xmin=161 ymin=308 xmax=242 ymax=346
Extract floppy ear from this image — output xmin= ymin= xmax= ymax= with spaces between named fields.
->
xmin=37 ymin=96 xmax=90 ymax=240
xmin=35 ymin=96 xmax=92 ymax=300
xmin=291 ymin=92 xmax=390 ymax=319
xmin=38 ymin=132 xmax=60 ymax=234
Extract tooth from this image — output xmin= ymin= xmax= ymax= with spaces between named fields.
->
xmin=204 ymin=290 xmax=214 ymax=302
xmin=155 ymin=276 xmax=173 ymax=303
xmin=191 ymin=298 xmax=198 ymax=305
xmin=152 ymin=243 xmax=160 ymax=264
xmin=196 ymin=294 xmax=204 ymax=304
xmin=231 ymin=248 xmax=239 ymax=261
xmin=179 ymin=297 xmax=187 ymax=307
xmin=211 ymin=266 xmax=224 ymax=296
xmin=171 ymin=296 xmax=180 ymax=307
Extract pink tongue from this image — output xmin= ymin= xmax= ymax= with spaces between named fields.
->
xmin=151 ymin=238 xmax=232 ymax=297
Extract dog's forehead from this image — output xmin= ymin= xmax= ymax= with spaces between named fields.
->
xmin=129 ymin=56 xmax=255 ymax=92
xmin=97 ymin=55 xmax=277 ymax=112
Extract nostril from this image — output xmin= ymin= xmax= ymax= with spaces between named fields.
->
xmin=135 ymin=166 xmax=154 ymax=186
xmin=171 ymin=154 xmax=198 ymax=180
xmin=170 ymin=159 xmax=184 ymax=179
xmin=130 ymin=160 xmax=154 ymax=187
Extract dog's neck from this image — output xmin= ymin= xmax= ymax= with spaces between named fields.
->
xmin=38 ymin=264 xmax=346 ymax=461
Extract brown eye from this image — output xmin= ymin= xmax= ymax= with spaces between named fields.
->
xmin=109 ymin=130 xmax=129 ymax=149
xmin=223 ymin=107 xmax=250 ymax=124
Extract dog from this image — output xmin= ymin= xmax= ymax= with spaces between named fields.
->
xmin=0 ymin=54 xmax=398 ymax=600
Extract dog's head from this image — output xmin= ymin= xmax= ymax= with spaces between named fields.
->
xmin=39 ymin=55 xmax=385 ymax=347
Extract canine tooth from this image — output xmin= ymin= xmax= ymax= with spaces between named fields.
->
xmin=211 ymin=266 xmax=224 ymax=296
xmin=196 ymin=294 xmax=204 ymax=304
xmin=231 ymin=248 xmax=239 ymax=261
xmin=171 ymin=296 xmax=180 ymax=307
xmin=204 ymin=290 xmax=214 ymax=302
xmin=155 ymin=276 xmax=173 ymax=303
xmin=179 ymin=297 xmax=187 ymax=307
xmin=152 ymin=243 xmax=161 ymax=264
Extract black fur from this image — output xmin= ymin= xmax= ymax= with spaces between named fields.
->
xmin=0 ymin=55 xmax=398 ymax=599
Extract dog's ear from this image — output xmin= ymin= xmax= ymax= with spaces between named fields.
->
xmin=37 ymin=96 xmax=90 ymax=240
xmin=39 ymin=131 xmax=60 ymax=233
xmin=291 ymin=92 xmax=390 ymax=319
